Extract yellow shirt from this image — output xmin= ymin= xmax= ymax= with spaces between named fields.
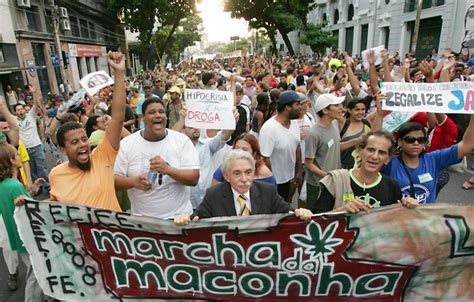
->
xmin=129 ymin=93 xmax=143 ymax=109
xmin=49 ymin=136 xmax=121 ymax=212
xmin=18 ymin=140 xmax=29 ymax=184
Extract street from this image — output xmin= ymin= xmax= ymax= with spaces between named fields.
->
xmin=0 ymin=167 xmax=472 ymax=301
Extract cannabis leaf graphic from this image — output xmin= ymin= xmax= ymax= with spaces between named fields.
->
xmin=290 ymin=221 xmax=343 ymax=262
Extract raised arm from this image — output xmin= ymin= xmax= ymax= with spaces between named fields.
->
xmin=367 ymin=50 xmax=380 ymax=95
xmin=0 ymin=97 xmax=19 ymax=147
xmin=344 ymin=55 xmax=361 ymax=96
xmin=381 ymin=49 xmax=394 ymax=83
xmin=105 ymin=51 xmax=126 ymax=150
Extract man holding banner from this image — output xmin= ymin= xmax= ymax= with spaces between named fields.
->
xmin=175 ymin=149 xmax=312 ymax=225
xmin=46 ymin=51 xmax=126 ymax=211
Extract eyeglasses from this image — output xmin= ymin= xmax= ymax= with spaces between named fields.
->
xmin=402 ymin=136 xmax=427 ymax=144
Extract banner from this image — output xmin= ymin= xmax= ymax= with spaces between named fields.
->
xmin=381 ymin=81 xmax=474 ymax=114
xmin=184 ymin=89 xmax=235 ymax=129
xmin=80 ymin=71 xmax=114 ymax=96
xmin=14 ymin=201 xmax=474 ymax=301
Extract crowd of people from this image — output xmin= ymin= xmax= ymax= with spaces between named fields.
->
xmin=0 ymin=46 xmax=473 ymax=300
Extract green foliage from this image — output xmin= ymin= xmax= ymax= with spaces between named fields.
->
xmin=153 ymin=15 xmax=203 ymax=62
xmin=110 ymin=0 xmax=200 ymax=65
xmin=223 ymin=0 xmax=315 ymax=55
xmin=223 ymin=37 xmax=251 ymax=53
xmin=300 ymin=23 xmax=338 ymax=53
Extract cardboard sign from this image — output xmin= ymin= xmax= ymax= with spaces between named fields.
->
xmin=14 ymin=201 xmax=474 ymax=301
xmin=184 ymin=89 xmax=235 ymax=129
xmin=79 ymin=71 xmax=114 ymax=96
xmin=361 ymin=45 xmax=385 ymax=69
xmin=381 ymin=81 xmax=474 ymax=114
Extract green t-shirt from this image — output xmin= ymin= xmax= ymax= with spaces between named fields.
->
xmin=0 ymin=178 xmax=30 ymax=253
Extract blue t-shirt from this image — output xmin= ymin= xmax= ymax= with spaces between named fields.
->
xmin=213 ymin=167 xmax=277 ymax=188
xmin=382 ymin=144 xmax=460 ymax=204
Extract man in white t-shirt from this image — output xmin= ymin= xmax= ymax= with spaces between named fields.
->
xmin=10 ymin=89 xmax=50 ymax=192
xmin=114 ymin=97 xmax=200 ymax=219
xmin=259 ymin=90 xmax=304 ymax=202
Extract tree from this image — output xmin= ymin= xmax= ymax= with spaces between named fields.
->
xmin=300 ymin=23 xmax=338 ymax=53
xmin=109 ymin=0 xmax=200 ymax=68
xmin=153 ymin=15 xmax=203 ymax=63
xmin=223 ymin=0 xmax=315 ymax=56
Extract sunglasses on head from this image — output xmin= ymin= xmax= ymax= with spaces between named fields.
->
xmin=403 ymin=136 xmax=427 ymax=144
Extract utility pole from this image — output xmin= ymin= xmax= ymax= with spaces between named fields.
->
xmin=49 ymin=0 xmax=69 ymax=98
xmin=410 ymin=0 xmax=423 ymax=55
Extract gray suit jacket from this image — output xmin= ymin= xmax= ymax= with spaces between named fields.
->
xmin=194 ymin=181 xmax=291 ymax=219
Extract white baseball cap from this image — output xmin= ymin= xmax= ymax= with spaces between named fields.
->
xmin=314 ymin=93 xmax=345 ymax=113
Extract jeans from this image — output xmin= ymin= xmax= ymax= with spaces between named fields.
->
xmin=26 ymin=144 xmax=49 ymax=189
xmin=0 ymin=216 xmax=18 ymax=274
xmin=20 ymin=253 xmax=44 ymax=302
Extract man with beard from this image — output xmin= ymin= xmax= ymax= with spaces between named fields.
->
xmin=48 ymin=51 xmax=126 ymax=211
xmin=259 ymin=90 xmax=304 ymax=202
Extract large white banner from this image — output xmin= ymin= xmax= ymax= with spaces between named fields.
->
xmin=184 ymin=89 xmax=236 ymax=129
xmin=381 ymin=81 xmax=474 ymax=114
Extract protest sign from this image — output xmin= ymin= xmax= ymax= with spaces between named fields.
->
xmin=59 ymin=88 xmax=86 ymax=112
xmin=381 ymin=81 xmax=474 ymax=114
xmin=361 ymin=45 xmax=385 ymax=69
xmin=79 ymin=71 xmax=114 ymax=96
xmin=15 ymin=201 xmax=474 ymax=301
xmin=184 ymin=89 xmax=235 ymax=129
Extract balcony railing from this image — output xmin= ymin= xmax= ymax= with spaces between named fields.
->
xmin=404 ymin=0 xmax=445 ymax=13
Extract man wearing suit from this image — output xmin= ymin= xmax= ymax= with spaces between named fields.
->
xmin=174 ymin=149 xmax=312 ymax=225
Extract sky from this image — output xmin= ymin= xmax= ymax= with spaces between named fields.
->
xmin=197 ymin=0 xmax=249 ymax=43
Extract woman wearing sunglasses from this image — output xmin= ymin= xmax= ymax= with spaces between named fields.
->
xmin=382 ymin=116 xmax=474 ymax=204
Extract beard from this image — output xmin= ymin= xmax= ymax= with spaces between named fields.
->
xmin=76 ymin=160 xmax=91 ymax=171
xmin=289 ymin=110 xmax=300 ymax=120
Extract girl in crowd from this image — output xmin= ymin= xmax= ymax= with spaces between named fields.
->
xmin=339 ymin=97 xmax=372 ymax=169
xmin=212 ymin=133 xmax=276 ymax=187
xmin=0 ymin=143 xmax=44 ymax=300
xmin=382 ymin=116 xmax=474 ymax=204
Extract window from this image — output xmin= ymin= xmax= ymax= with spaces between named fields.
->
xmin=334 ymin=9 xmax=339 ymax=25
xmin=70 ymin=17 xmax=80 ymax=37
xmin=348 ymin=5 xmax=354 ymax=21
xmin=323 ymin=13 xmax=327 ymax=23
xmin=25 ymin=6 xmax=41 ymax=32
xmin=76 ymin=57 xmax=83 ymax=79
xmin=86 ymin=57 xmax=91 ymax=73
xmin=80 ymin=19 xmax=89 ymax=39
xmin=89 ymin=22 xmax=96 ymax=40
xmin=361 ymin=24 xmax=369 ymax=52
xmin=45 ymin=9 xmax=53 ymax=33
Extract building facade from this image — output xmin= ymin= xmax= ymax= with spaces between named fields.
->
xmin=0 ymin=0 xmax=122 ymax=100
xmin=277 ymin=0 xmax=468 ymax=59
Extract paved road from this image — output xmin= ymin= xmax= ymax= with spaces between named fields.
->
xmin=0 ymin=167 xmax=472 ymax=301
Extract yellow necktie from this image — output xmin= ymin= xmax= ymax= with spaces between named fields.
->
xmin=237 ymin=195 xmax=250 ymax=216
